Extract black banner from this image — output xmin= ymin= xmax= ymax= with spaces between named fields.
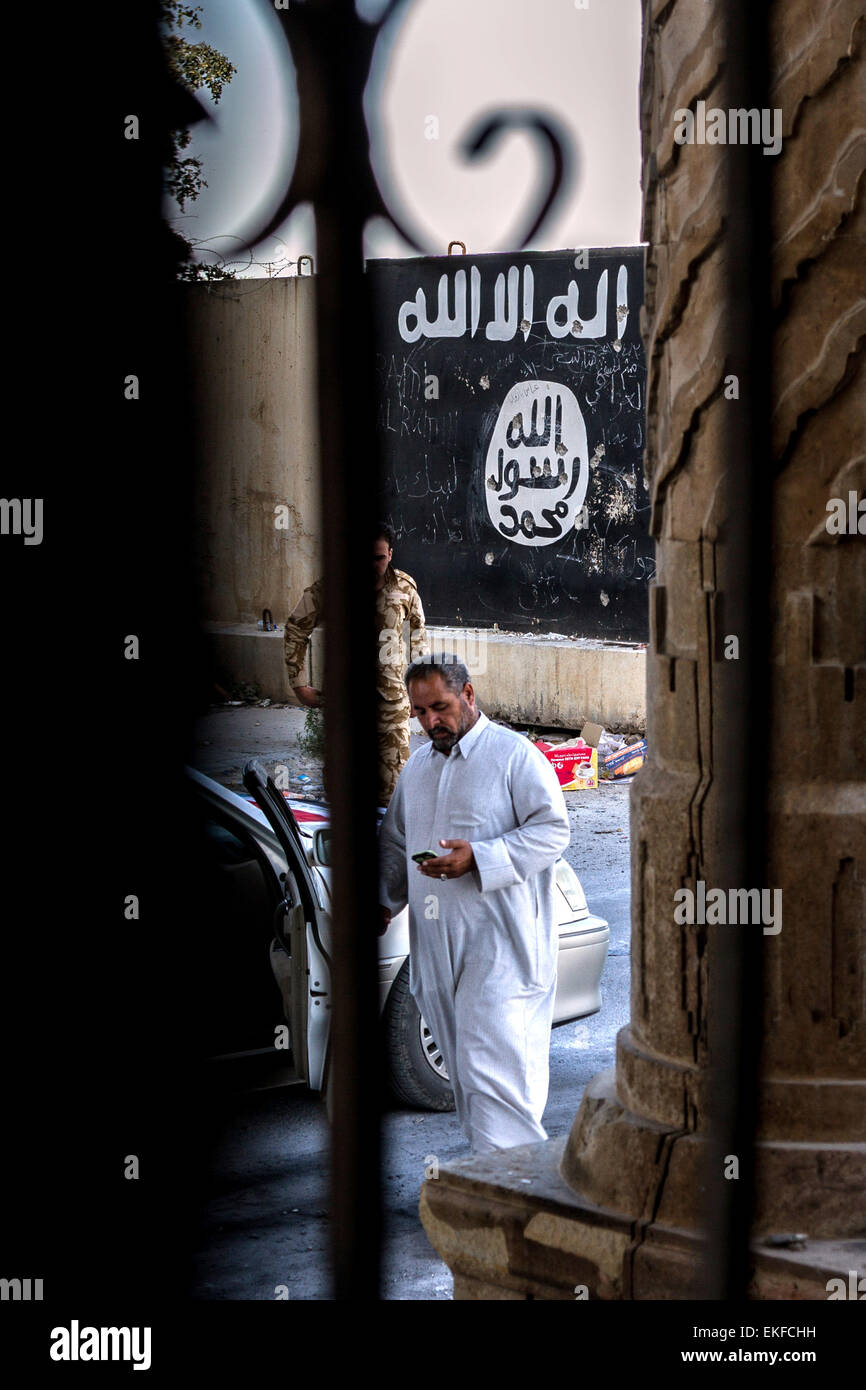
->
xmin=369 ymin=247 xmax=651 ymax=641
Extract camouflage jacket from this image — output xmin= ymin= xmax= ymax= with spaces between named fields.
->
xmin=284 ymin=566 xmax=429 ymax=702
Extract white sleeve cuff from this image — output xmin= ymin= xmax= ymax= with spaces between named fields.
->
xmin=470 ymin=838 xmax=518 ymax=893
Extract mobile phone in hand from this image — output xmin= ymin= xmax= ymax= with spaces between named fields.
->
xmin=411 ymin=851 xmax=437 ymax=864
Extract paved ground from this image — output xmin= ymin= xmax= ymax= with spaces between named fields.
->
xmin=189 ymin=703 xmax=633 ymax=1299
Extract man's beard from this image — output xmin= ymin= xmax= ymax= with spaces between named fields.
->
xmin=429 ymin=698 xmax=476 ymax=754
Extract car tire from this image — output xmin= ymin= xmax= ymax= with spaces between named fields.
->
xmin=384 ymin=961 xmax=455 ymax=1112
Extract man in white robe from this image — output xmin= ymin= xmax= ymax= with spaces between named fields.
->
xmin=378 ymin=654 xmax=571 ymax=1154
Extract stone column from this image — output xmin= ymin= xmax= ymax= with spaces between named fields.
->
xmin=420 ymin=0 xmax=865 ymax=1299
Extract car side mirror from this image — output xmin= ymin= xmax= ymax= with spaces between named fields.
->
xmin=311 ymin=826 xmax=332 ymax=867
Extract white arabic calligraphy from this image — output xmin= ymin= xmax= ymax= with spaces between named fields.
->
xmin=486 ymin=265 xmax=534 ymax=341
xmin=398 ymin=269 xmax=471 ymax=342
xmin=485 ymin=380 xmax=589 ymax=547
xmin=546 ymin=269 xmax=608 ymax=338
xmin=614 ymin=263 xmax=629 ymax=346
xmin=397 ymin=263 xmax=629 ymax=344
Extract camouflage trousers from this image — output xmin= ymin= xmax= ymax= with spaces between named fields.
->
xmin=378 ymin=693 xmax=411 ymax=805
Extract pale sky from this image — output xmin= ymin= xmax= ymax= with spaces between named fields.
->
xmin=169 ymin=0 xmax=643 ymax=274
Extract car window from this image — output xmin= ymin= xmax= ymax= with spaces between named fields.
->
xmin=205 ymin=819 xmax=253 ymax=864
xmin=197 ymin=813 xmax=286 ymax=1055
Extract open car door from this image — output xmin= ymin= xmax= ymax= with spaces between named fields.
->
xmin=242 ymin=760 xmax=333 ymax=1104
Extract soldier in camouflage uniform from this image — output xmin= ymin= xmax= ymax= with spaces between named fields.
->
xmin=283 ymin=525 xmax=429 ymax=804
xmin=283 ymin=577 xmax=325 ymax=704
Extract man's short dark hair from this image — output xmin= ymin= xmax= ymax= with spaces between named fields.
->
xmin=375 ymin=521 xmax=394 ymax=547
xmin=405 ymin=652 xmax=470 ymax=694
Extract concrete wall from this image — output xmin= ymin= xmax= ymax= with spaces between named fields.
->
xmin=205 ymin=622 xmax=646 ymax=731
xmin=188 ymin=278 xmax=321 ymax=627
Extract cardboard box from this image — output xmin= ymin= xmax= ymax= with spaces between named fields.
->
xmin=580 ymin=721 xmax=605 ymax=748
xmin=602 ymin=739 xmax=647 ymax=778
xmin=535 ymin=740 xmax=598 ymax=790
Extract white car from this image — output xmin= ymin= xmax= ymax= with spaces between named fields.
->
xmin=188 ymin=760 xmax=609 ymax=1111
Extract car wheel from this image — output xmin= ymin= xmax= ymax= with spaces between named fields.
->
xmin=383 ymin=960 xmax=455 ymax=1112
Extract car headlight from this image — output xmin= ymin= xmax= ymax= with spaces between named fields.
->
xmin=555 ymin=858 xmax=587 ymax=914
